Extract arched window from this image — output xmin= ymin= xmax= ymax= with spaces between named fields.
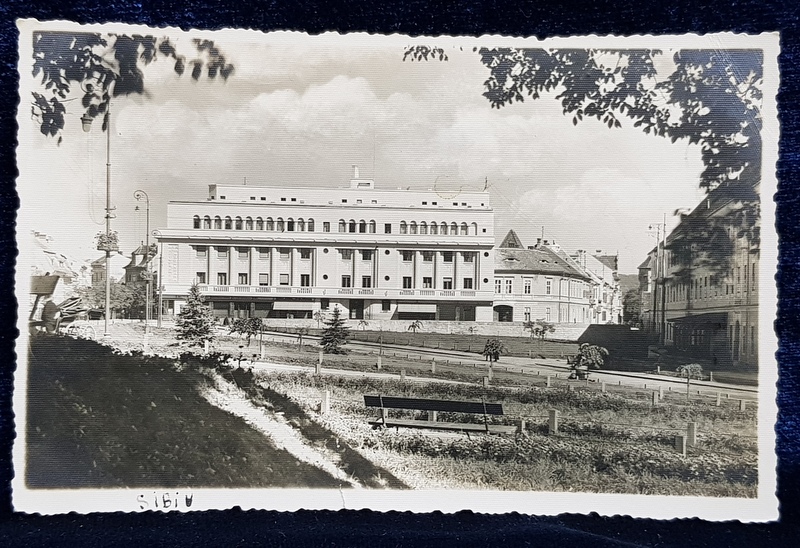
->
xmin=193 ymin=215 xmax=201 ymax=229
xmin=400 ymin=221 xmax=408 ymax=234
xmin=287 ymin=218 xmax=295 ymax=231
xmin=255 ymin=217 xmax=263 ymax=230
xmin=297 ymin=218 xmax=305 ymax=231
xmin=440 ymin=222 xmax=448 ymax=235
xmin=369 ymin=220 xmax=376 ymax=233
xmin=410 ymin=221 xmax=418 ymax=235
xmin=224 ymin=216 xmax=232 ymax=230
xmin=450 ymin=222 xmax=458 ymax=235
xmin=349 ymin=220 xmax=357 ymax=233
xmin=214 ymin=216 xmax=222 ymax=229
xmin=266 ymin=217 xmax=274 ymax=231
xmin=307 ymin=219 xmax=315 ymax=232
xmin=419 ymin=222 xmax=428 ymax=235
xmin=234 ymin=216 xmax=243 ymax=230
xmin=338 ymin=219 xmax=346 ymax=233
xmin=359 ymin=220 xmax=367 ymax=233
xmin=245 ymin=217 xmax=253 ymax=230
xmin=276 ymin=218 xmax=285 ymax=231
xmin=430 ymin=222 xmax=438 ymax=235
xmin=470 ymin=222 xmax=478 ymax=235
xmin=460 ymin=222 xmax=468 ymax=235
xmin=203 ymin=216 xmax=211 ymax=229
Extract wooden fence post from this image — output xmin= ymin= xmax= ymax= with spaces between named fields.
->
xmin=377 ymin=356 xmax=382 ymax=370
xmin=546 ymin=375 xmax=552 ymax=388
xmin=321 ymin=390 xmax=331 ymax=415
xmin=651 ymin=391 xmax=658 ymax=406
xmin=740 ymin=399 xmax=747 ymax=411
xmin=203 ymin=340 xmax=209 ymax=356
xmin=709 ymin=371 xmax=714 ymax=383
xmin=687 ymin=422 xmax=697 ymax=447
xmin=431 ymin=358 xmax=436 ymax=373
xmin=567 ymin=384 xmax=574 ymax=393
xmin=400 ymin=369 xmax=407 ymax=381
xmin=483 ymin=376 xmax=490 ymax=388
xmin=674 ymin=435 xmax=687 ymax=456
xmin=716 ymin=392 xmax=722 ymax=406
xmin=316 ymin=350 xmax=323 ymax=374
xmin=548 ymin=409 xmax=559 ymax=435
xmin=517 ymin=419 xmax=527 ymax=436
xmin=427 ymin=410 xmax=438 ymax=422
xmin=658 ymin=386 xmax=664 ymax=401
xmin=601 ymin=382 xmax=606 ymax=393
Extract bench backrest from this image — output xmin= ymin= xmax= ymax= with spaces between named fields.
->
xmin=363 ymin=395 xmax=504 ymax=415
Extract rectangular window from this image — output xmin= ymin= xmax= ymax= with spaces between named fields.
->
xmin=196 ymin=272 xmax=206 ymax=284
xmin=382 ymin=299 xmax=391 ymax=312
xmin=321 ymin=298 xmax=330 ymax=310
xmin=462 ymin=252 xmax=474 ymax=263
xmin=195 ymin=245 xmax=208 ymax=258
xmin=341 ymin=275 xmax=352 ymax=288
xmin=299 ymin=248 xmax=311 ymax=259
xmin=217 ymin=273 xmax=227 ymax=285
xmin=258 ymin=273 xmax=269 ymax=286
xmin=546 ymin=279 xmax=552 ymax=295
xmin=361 ymin=250 xmax=373 ymax=261
xmin=323 ymin=222 xmax=331 ymax=232
xmin=238 ymin=273 xmax=248 ymax=285
xmin=422 ymin=277 xmax=433 ymax=289
xmin=340 ymin=249 xmax=353 ymax=260
xmin=401 ymin=250 xmax=414 ymax=262
xmin=463 ymin=278 xmax=473 ymax=289
xmin=524 ymin=279 xmax=531 ymax=294
xmin=279 ymin=274 xmax=289 ymax=286
xmin=216 ymin=246 xmax=228 ymax=258
xmin=546 ymin=307 xmax=551 ymax=322
xmin=402 ymin=276 xmax=412 ymax=289
xmin=300 ymin=274 xmax=310 ymax=287
xmin=505 ymin=279 xmax=512 ymax=294
xmin=443 ymin=277 xmax=453 ymax=290
xmin=495 ymin=279 xmax=502 ymax=294
xmin=237 ymin=247 xmax=249 ymax=259
xmin=258 ymin=247 xmax=269 ymax=259
xmin=422 ymin=251 xmax=434 ymax=262
xmin=524 ymin=307 xmax=531 ymax=322
xmin=384 ymin=223 xmax=392 ymax=234
xmin=442 ymin=251 xmax=453 ymax=262
xmin=279 ymin=248 xmax=290 ymax=259
xmin=362 ymin=276 xmax=372 ymax=288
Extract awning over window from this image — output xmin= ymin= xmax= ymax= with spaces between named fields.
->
xmin=271 ymin=301 xmax=315 ymax=311
xmin=396 ymin=303 xmax=437 ymax=313
xmin=667 ymin=312 xmax=728 ymax=327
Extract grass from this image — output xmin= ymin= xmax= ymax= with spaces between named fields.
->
xmin=26 ymin=335 xmax=344 ymax=488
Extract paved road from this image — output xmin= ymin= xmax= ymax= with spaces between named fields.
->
xmin=259 ymin=330 xmax=759 ymax=400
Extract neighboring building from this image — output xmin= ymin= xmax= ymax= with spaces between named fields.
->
xmin=640 ymin=185 xmax=759 ymax=368
xmin=492 ymin=231 xmax=593 ymax=323
xmin=155 ymin=167 xmax=496 ymax=321
xmin=571 ymin=250 xmax=623 ymax=324
xmin=90 ymin=252 xmax=129 ymax=286
xmin=638 ymin=253 xmax=654 ymax=328
xmin=123 ymin=242 xmax=159 ymax=319
xmin=30 ymin=231 xmax=90 ymax=305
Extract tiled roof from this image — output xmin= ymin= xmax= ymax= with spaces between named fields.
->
xmin=494 ymin=246 xmax=591 ymax=280
xmin=499 ymin=229 xmax=525 ymax=249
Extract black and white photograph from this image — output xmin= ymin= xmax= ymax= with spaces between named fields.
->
xmin=13 ymin=20 xmax=780 ymax=520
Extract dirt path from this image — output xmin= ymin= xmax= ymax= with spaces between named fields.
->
xmin=200 ymin=373 xmax=362 ymax=488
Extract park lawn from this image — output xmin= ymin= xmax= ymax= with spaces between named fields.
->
xmin=25 ymin=335 xmax=342 ymax=489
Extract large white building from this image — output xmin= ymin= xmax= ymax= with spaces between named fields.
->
xmin=156 ymin=168 xmax=496 ymax=322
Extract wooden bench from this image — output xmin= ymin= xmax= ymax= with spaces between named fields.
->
xmin=363 ymin=395 xmax=519 ymax=435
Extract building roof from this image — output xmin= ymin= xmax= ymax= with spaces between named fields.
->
xmin=494 ymin=246 xmax=591 ymax=280
xmin=637 ymin=256 xmax=652 ymax=270
xmin=594 ymin=254 xmax=618 ymax=271
xmin=499 ymin=229 xmax=525 ymax=249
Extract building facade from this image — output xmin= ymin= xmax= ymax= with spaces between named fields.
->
xmin=640 ymin=185 xmax=759 ymax=368
xmin=571 ymin=250 xmax=623 ymax=324
xmin=492 ymin=231 xmax=593 ymax=324
xmin=155 ymin=168 xmax=496 ymax=322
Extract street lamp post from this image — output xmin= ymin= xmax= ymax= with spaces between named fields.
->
xmin=153 ymin=229 xmax=163 ymax=328
xmin=134 ymin=190 xmax=151 ymax=333
xmin=82 ymin=100 xmax=114 ymax=337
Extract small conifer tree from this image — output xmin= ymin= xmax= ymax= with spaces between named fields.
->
xmin=320 ymin=306 xmax=349 ymax=354
xmin=175 ymin=283 xmax=216 ymax=347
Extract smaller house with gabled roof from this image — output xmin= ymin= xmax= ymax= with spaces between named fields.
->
xmin=493 ymin=230 xmax=593 ymax=324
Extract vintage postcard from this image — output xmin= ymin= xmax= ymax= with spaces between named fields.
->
xmin=13 ymin=19 xmax=780 ymax=520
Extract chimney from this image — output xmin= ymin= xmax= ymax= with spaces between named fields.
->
xmin=536 ymin=238 xmax=542 ymax=245
xmin=352 ymin=164 xmax=360 ymax=179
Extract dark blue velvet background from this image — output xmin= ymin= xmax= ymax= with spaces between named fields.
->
xmin=1 ymin=1 xmax=798 ymax=545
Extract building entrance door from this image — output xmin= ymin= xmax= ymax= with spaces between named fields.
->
xmin=349 ymin=300 xmax=364 ymax=320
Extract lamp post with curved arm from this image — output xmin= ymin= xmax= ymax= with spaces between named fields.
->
xmin=134 ymin=190 xmax=151 ymax=333
xmin=152 ymin=229 xmax=163 ymax=328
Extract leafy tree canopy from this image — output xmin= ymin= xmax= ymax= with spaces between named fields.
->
xmin=31 ymin=31 xmax=234 ymax=142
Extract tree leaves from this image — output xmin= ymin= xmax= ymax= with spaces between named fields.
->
xmin=31 ymin=31 xmax=235 ymax=139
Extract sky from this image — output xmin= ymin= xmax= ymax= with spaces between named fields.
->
xmin=18 ymin=27 xmax=713 ymax=274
